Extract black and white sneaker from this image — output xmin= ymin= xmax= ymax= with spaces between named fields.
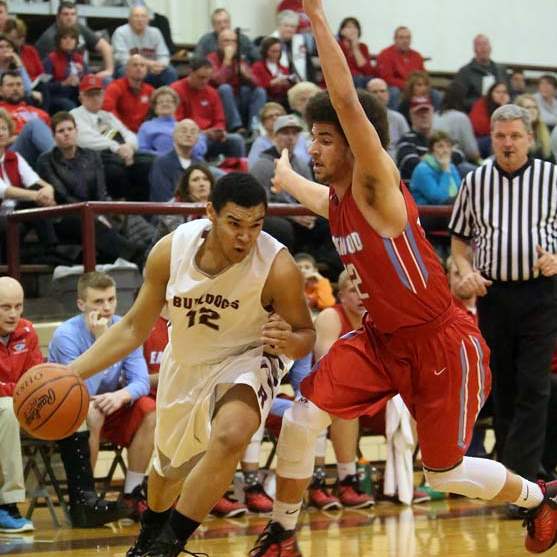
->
xmin=126 ymin=514 xmax=163 ymax=557
xmin=143 ymin=522 xmax=207 ymax=557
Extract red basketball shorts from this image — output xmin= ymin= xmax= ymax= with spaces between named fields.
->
xmin=301 ymin=306 xmax=491 ymax=470
xmin=101 ymin=395 xmax=156 ymax=447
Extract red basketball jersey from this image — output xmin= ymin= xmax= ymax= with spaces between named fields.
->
xmin=329 ymin=182 xmax=452 ymax=333
xmin=333 ymin=303 xmax=354 ymax=336
xmin=143 ymin=317 xmax=169 ymax=396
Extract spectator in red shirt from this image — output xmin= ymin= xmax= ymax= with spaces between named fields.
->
xmin=252 ymin=36 xmax=294 ymax=107
xmin=43 ymin=25 xmax=88 ymax=113
xmin=103 ymin=54 xmax=154 ymax=133
xmin=337 ymin=17 xmax=376 ymax=89
xmin=142 ymin=314 xmax=169 ymax=399
xmin=469 ymin=81 xmax=510 ymax=157
xmin=376 ymin=26 xmax=425 ymax=109
xmin=4 ymin=18 xmax=43 ymax=81
xmin=171 ymin=57 xmax=245 ymax=158
xmin=208 ymin=29 xmax=267 ymax=135
xmin=0 ymin=277 xmax=41 ymax=532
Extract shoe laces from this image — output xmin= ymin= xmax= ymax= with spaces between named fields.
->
xmin=246 ymin=484 xmax=272 ymax=500
xmin=523 ymin=506 xmax=543 ymax=537
xmin=310 ymin=476 xmax=327 ymax=490
xmin=251 ymin=521 xmax=285 ymax=553
xmin=341 ymin=474 xmax=366 ymax=495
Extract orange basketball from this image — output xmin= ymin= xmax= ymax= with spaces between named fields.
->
xmin=13 ymin=363 xmax=90 ymax=441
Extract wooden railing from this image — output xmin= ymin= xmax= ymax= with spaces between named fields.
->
xmin=5 ymin=201 xmax=453 ymax=280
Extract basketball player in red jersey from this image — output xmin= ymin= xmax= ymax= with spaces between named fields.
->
xmin=249 ymin=1 xmax=557 ymax=555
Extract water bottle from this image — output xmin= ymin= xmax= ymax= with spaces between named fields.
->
xmin=369 ymin=465 xmax=381 ymax=498
xmin=357 ymin=458 xmax=373 ymax=495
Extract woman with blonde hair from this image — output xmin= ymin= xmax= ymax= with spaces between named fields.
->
xmin=287 ymin=80 xmax=321 ymax=120
xmin=515 ymin=94 xmax=554 ymax=162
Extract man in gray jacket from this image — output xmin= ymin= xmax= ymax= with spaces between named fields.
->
xmin=454 ymin=34 xmax=507 ymax=112
xmin=194 ymin=8 xmax=260 ymax=64
xmin=112 ymin=5 xmax=177 ymax=87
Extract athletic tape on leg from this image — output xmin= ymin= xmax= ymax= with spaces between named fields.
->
xmin=242 ymin=421 xmax=265 ymax=463
xmin=277 ymin=398 xmax=331 ymax=480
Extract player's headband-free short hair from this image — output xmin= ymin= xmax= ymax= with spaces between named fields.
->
xmin=209 ymin=173 xmax=268 ymax=214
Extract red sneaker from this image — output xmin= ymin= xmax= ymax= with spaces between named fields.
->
xmin=412 ymin=488 xmax=432 ymax=504
xmin=245 ymin=484 xmax=273 ymax=514
xmin=249 ymin=521 xmax=301 ymax=557
xmin=337 ymin=475 xmax=375 ymax=509
xmin=121 ymin=485 xmax=148 ymax=521
xmin=524 ymin=480 xmax=557 ymax=553
xmin=210 ymin=493 xmax=247 ymax=518
xmin=308 ymin=478 xmax=342 ymax=510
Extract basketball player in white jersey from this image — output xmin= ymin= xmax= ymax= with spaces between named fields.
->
xmin=70 ymin=173 xmax=315 ymax=557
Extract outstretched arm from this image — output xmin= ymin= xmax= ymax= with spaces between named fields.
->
xmin=70 ymin=235 xmax=171 ymax=380
xmin=304 ymin=0 xmax=400 ymax=210
xmin=272 ymin=149 xmax=329 ymax=218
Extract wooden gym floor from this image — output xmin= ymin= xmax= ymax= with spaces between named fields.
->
xmin=0 ymin=499 xmax=537 ymax=557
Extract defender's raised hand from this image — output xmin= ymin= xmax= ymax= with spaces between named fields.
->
xmin=271 ymin=148 xmax=293 ymax=194
xmin=303 ymin=0 xmax=324 ymax=17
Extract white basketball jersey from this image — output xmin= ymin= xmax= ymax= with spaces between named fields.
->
xmin=166 ymin=219 xmax=285 ymax=366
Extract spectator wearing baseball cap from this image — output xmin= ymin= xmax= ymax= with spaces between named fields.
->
xmin=409 ymin=95 xmax=433 ymax=114
xmin=250 ymin=112 xmax=339 ymax=275
xmin=70 ymin=74 xmax=154 ymax=201
xmin=79 ymin=73 xmax=103 ymax=93
xmin=396 ymin=95 xmax=465 ymax=182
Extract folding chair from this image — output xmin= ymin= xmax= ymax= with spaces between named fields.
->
xmin=95 ymin=442 xmax=127 ymax=498
xmin=21 ymin=437 xmax=71 ymax=527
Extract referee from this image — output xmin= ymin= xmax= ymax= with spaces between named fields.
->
xmin=449 ymin=104 xmax=557 ymax=497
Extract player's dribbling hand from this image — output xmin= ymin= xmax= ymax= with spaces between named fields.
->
xmin=261 ymin=312 xmax=292 ymax=356
xmin=457 ymin=271 xmax=492 ymax=298
xmin=271 ymin=148 xmax=293 ymax=194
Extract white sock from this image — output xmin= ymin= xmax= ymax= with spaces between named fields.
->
xmin=337 ymin=461 xmax=356 ymax=482
xmin=513 ymin=478 xmax=544 ymax=509
xmin=124 ymin=470 xmax=145 ymax=494
xmin=272 ymin=499 xmax=302 ymax=531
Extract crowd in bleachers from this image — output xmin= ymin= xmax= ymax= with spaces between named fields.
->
xmin=0 ymin=0 xmax=555 ymax=271
xmin=2 ymin=0 xmax=557 ymax=536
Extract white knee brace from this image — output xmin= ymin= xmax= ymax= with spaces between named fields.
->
xmin=242 ymin=421 xmax=265 ymax=464
xmin=315 ymin=429 xmax=328 ymax=459
xmin=276 ymin=398 xmax=331 ymax=480
xmin=423 ymin=456 xmax=507 ymax=500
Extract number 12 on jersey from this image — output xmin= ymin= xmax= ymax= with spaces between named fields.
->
xmin=186 ymin=307 xmax=221 ymax=330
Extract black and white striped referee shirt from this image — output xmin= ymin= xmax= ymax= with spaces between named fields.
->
xmin=449 ymin=158 xmax=557 ymax=282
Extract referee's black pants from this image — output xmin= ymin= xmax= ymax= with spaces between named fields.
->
xmin=477 ymin=276 xmax=557 ymax=480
